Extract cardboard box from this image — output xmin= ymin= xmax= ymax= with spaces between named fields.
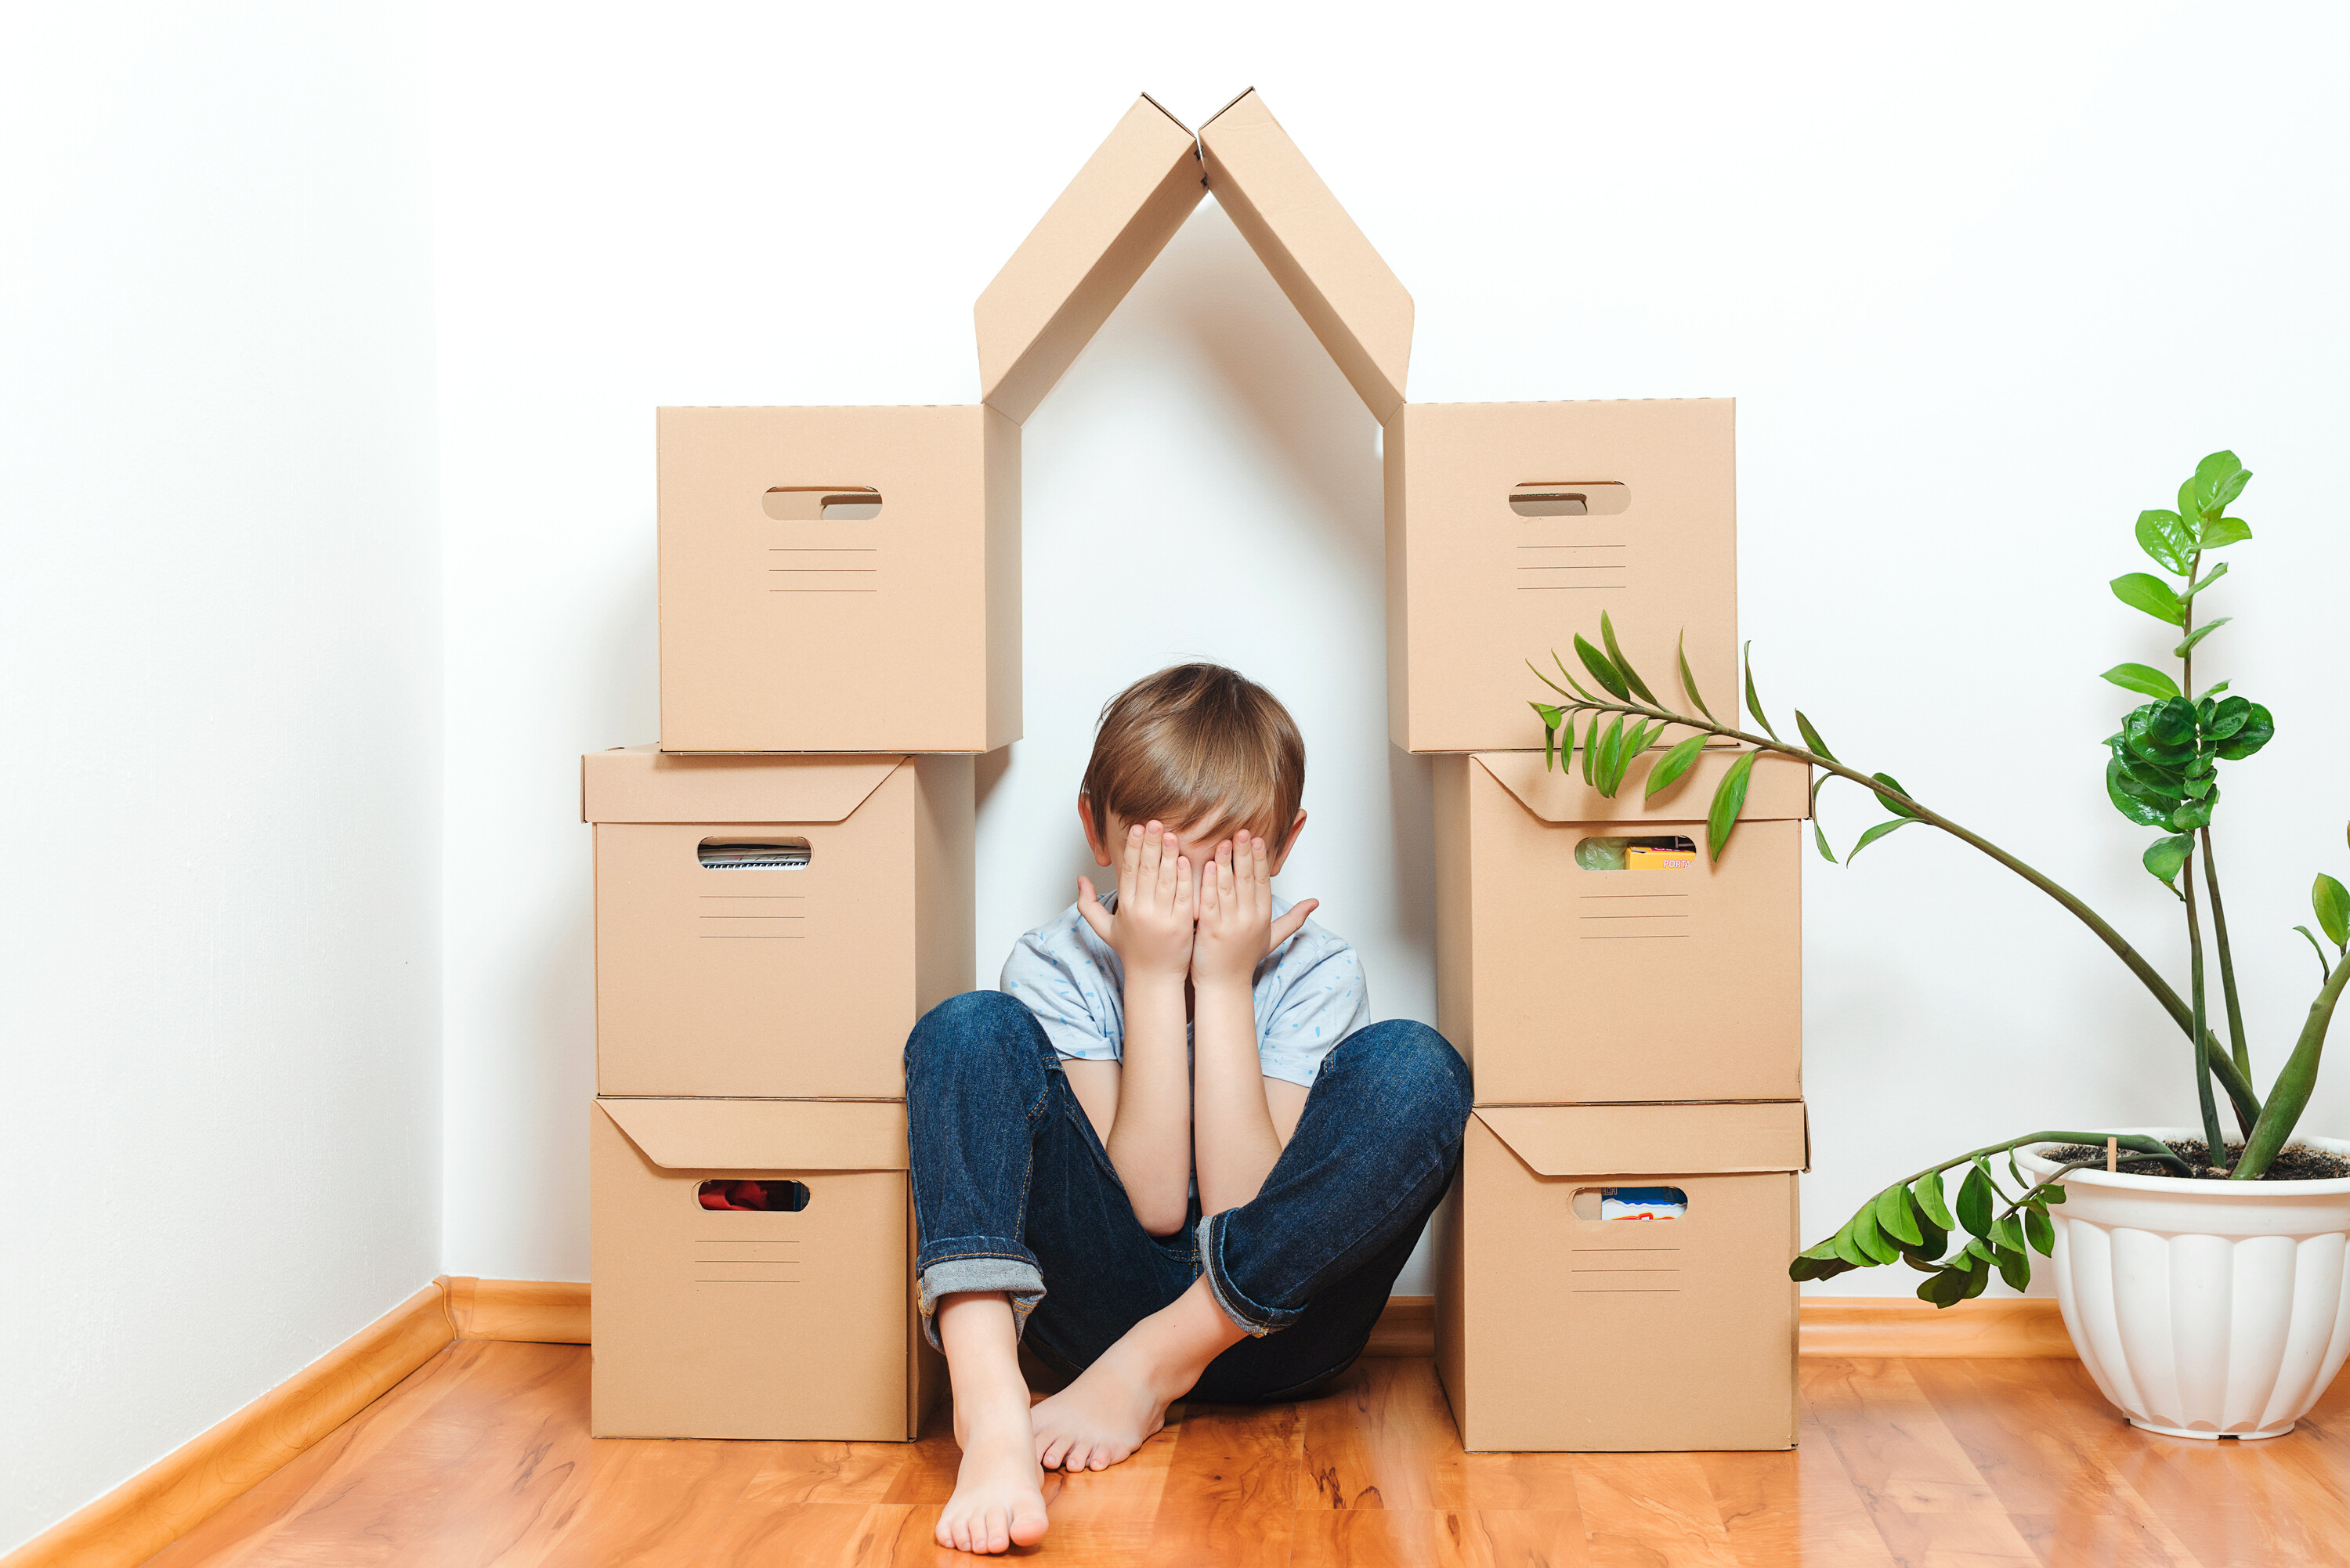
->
xmin=1387 ymin=399 xmax=1737 ymax=754
xmin=976 ymin=89 xmax=1412 ymax=426
xmin=584 ymin=746 xmax=973 ymax=1099
xmin=1434 ymin=749 xmax=1807 ymax=1106
xmin=590 ymin=1096 xmax=942 ymax=1440
xmin=656 ymin=403 xmax=1018 ymax=753
xmin=1437 ymin=1100 xmax=1806 ymax=1452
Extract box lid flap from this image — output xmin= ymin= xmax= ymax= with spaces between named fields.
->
xmin=1475 ymin=1101 xmax=1810 ymax=1176
xmin=976 ymin=95 xmax=1205 ymax=425
xmin=1197 ymin=90 xmax=1412 ymax=422
xmin=597 ymin=1098 xmax=909 ymax=1172
xmin=582 ymin=746 xmax=905 ymax=824
xmin=1472 ymin=748 xmax=1810 ymax=826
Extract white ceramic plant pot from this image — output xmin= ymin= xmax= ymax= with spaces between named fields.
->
xmin=2017 ymin=1129 xmax=2350 ymax=1439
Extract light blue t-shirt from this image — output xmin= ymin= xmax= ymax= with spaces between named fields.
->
xmin=1000 ymin=891 xmax=1369 ymax=1088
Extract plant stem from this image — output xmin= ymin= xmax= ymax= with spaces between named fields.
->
xmin=2232 ymin=958 xmax=2350 ymax=1179
xmin=1532 ymin=668 xmax=2265 ymax=1124
xmin=2199 ymin=827 xmax=2254 ymax=1110
xmin=2182 ymin=852 xmax=2228 ymax=1162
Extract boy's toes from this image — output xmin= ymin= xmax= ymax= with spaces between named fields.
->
xmin=1010 ymin=1494 xmax=1050 ymax=1547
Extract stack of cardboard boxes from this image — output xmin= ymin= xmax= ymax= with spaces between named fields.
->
xmin=1393 ymin=407 xmax=1811 ymax=1452
xmin=582 ymin=89 xmax=1807 ymax=1451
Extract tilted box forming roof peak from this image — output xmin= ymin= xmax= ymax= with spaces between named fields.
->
xmin=974 ymin=90 xmax=1413 ymax=426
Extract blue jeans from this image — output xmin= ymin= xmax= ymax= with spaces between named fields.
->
xmin=906 ymin=989 xmax=1472 ymax=1403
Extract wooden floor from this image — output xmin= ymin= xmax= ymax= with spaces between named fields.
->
xmin=141 ymin=1340 xmax=2350 ymax=1567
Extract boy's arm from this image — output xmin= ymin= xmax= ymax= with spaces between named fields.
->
xmin=1191 ymin=833 xmax=1318 ymax=1216
xmin=1076 ymin=823 xmax=1196 ymax=1236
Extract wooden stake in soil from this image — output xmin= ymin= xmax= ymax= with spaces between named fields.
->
xmin=2107 ymin=1136 xmax=2118 ymax=1174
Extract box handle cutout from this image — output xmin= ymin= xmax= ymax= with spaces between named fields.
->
xmin=697 ymin=1179 xmax=810 ymax=1212
xmin=763 ymin=486 xmax=884 ymax=522
xmin=698 ymin=838 xmax=811 ymax=870
xmin=1572 ymin=1186 xmax=1688 ymax=1222
xmin=1574 ymin=835 xmax=1697 ymax=872
xmin=1510 ymin=481 xmax=1629 ymax=518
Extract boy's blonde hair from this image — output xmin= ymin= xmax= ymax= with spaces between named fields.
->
xmin=1081 ymin=664 xmax=1307 ymax=853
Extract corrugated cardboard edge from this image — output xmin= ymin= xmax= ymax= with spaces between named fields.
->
xmin=1471 ymin=748 xmax=1812 ymax=826
xmin=975 ymin=94 xmax=1205 ymax=424
xmin=0 ymin=1284 xmax=456 ymax=1568
xmin=593 ymin=1098 xmax=910 ymax=1172
xmin=982 ymin=408 xmax=1022 ymax=748
xmin=1472 ymin=1102 xmax=1812 ymax=1178
xmin=913 ymin=755 xmax=978 ymax=1014
xmin=581 ymin=746 xmax=909 ymax=826
xmin=1198 ymin=89 xmax=1412 ymax=422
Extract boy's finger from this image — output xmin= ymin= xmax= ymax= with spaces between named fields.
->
xmin=1120 ymin=822 xmax=1143 ymax=885
xmin=1076 ymin=876 xmax=1115 ymax=943
xmin=1136 ymin=822 xmax=1162 ymax=893
xmin=1270 ymin=898 xmax=1318 ymax=948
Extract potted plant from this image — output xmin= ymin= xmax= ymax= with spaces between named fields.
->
xmin=1523 ymin=451 xmax=2350 ymax=1439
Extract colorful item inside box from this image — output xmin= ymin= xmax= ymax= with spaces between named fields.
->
xmin=696 ymin=1179 xmax=809 ymax=1212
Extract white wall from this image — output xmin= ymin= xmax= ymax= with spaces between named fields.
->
xmin=0 ymin=6 xmax=441 ymax=1554
xmin=432 ymin=1 xmax=2350 ymax=1306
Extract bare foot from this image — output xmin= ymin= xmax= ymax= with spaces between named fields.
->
xmin=939 ymin=1422 xmax=1050 ymax=1554
xmin=1032 ymin=1276 xmax=1249 ymax=1472
xmin=935 ymin=1292 xmax=1053 ymax=1554
xmin=1030 ymin=1345 xmax=1171 ymax=1472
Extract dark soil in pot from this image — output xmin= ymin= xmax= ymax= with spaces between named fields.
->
xmin=2044 ymin=1139 xmax=2350 ymax=1181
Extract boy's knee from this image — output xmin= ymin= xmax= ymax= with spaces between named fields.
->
xmin=1348 ymin=1020 xmax=1472 ymax=1128
xmin=906 ymin=989 xmax=1038 ymax=1071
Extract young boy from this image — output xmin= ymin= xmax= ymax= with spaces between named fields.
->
xmin=905 ymin=663 xmax=1471 ymax=1555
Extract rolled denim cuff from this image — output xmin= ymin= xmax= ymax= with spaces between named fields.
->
xmin=1195 ymin=1211 xmax=1300 ymax=1337
xmin=916 ymin=1245 xmax=1046 ymax=1349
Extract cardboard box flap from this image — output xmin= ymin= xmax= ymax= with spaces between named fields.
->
xmin=583 ymin=746 xmax=906 ymax=825
xmin=1472 ymin=749 xmax=1810 ymax=826
xmin=1197 ymin=90 xmax=1412 ymax=423
xmin=596 ymin=1098 xmax=909 ymax=1172
xmin=976 ymin=95 xmax=1205 ymax=425
xmin=1474 ymin=1102 xmax=1810 ymax=1176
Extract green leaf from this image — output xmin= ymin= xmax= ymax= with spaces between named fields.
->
xmin=1994 ymin=1244 xmax=2032 ymax=1293
xmin=1742 ymin=641 xmax=1781 ymax=740
xmin=1813 ymin=820 xmax=1838 ymax=864
xmin=1871 ymin=773 xmax=1921 ymax=819
xmin=2186 ymin=560 xmax=2230 ymax=598
xmin=1875 ymin=1183 xmax=1924 ymax=1248
xmin=1957 ymin=1165 xmax=1994 ymax=1237
xmin=1549 ymin=651 xmax=1602 ymax=703
xmin=1677 ymin=632 xmax=1716 ymax=723
xmin=1543 ymin=718 xmax=1557 ymax=771
xmin=1849 ymin=1207 xmax=1900 ymax=1266
xmin=2296 ymin=926 xmax=2334 ymax=985
xmin=2135 ymin=508 xmax=2194 ymax=575
xmin=2316 ymin=874 xmax=2350 ymax=949
xmin=2173 ymin=618 xmax=2230 ymax=659
xmin=2198 ymin=680 xmax=2231 ymax=700
xmin=1848 ymin=818 xmax=1914 ymax=859
xmin=2214 ymin=702 xmax=2274 ymax=761
xmin=2100 ymin=663 xmax=2182 ymax=701
xmin=2025 ymin=1205 xmax=2055 ymax=1256
xmin=1600 ymin=612 xmax=1661 ymax=706
xmin=2111 ymin=572 xmax=2186 ymax=626
xmin=1912 ymin=1171 xmax=1956 ymax=1230
xmin=2188 ymin=450 xmax=2251 ymax=521
xmin=2142 ymin=833 xmax=2194 ymax=890
xmin=1794 ymin=710 xmax=1838 ymax=763
xmin=1705 ymin=750 xmax=1759 ymax=864
xmin=1644 ymin=734 xmax=1707 ymax=800
xmin=2200 ymin=515 xmax=2253 ymax=549
xmin=1990 ymin=1213 xmax=2026 ymax=1252
xmin=1574 ymin=634 xmax=1630 ymax=701
xmin=1581 ymin=707 xmax=1600 ymax=786
xmin=1593 ymin=714 xmax=1626 ymax=797
xmin=1918 ymin=1267 xmax=1969 ymax=1308
xmin=1828 ymin=1216 xmax=1875 ymax=1270
xmin=1962 ymin=1256 xmax=1994 ymax=1299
